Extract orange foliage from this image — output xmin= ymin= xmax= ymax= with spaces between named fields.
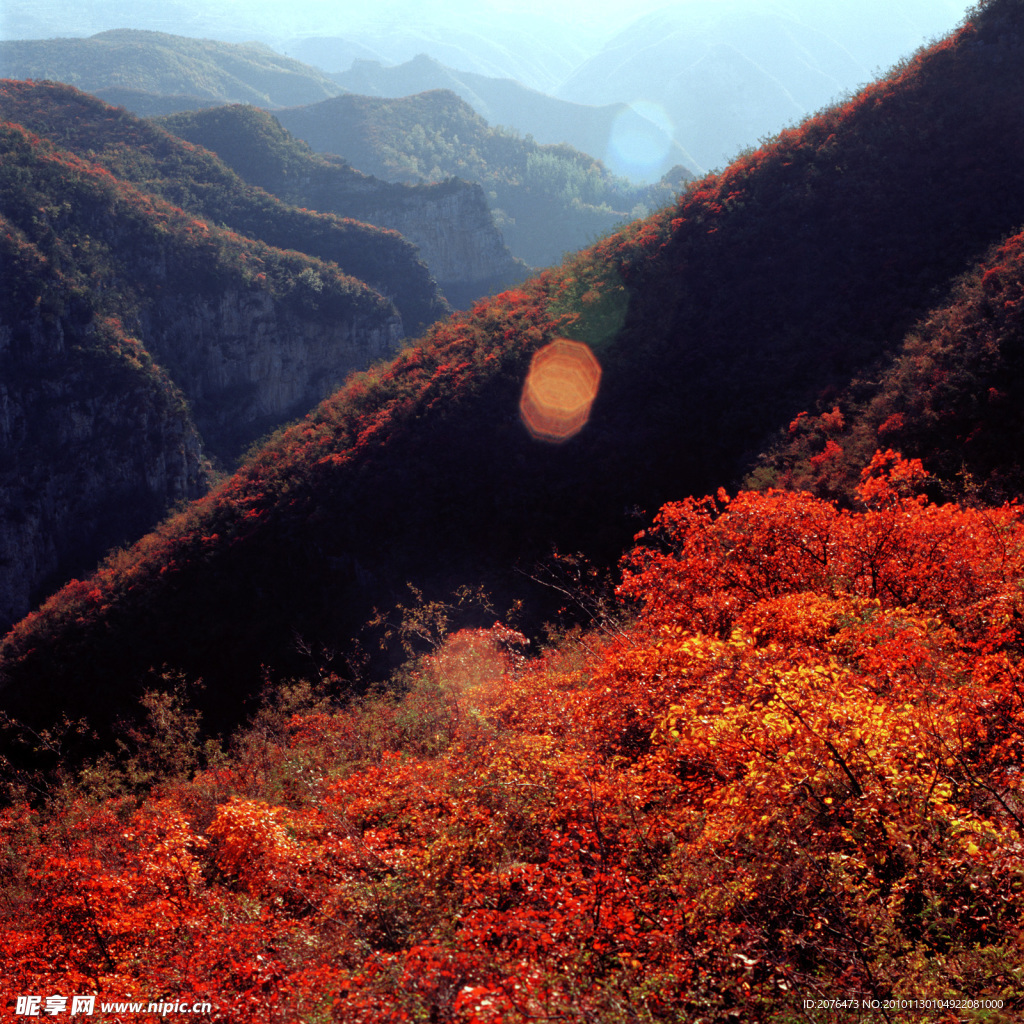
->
xmin=3 ymin=462 xmax=1023 ymax=1020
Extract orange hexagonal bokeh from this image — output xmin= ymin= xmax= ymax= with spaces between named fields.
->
xmin=519 ymin=338 xmax=602 ymax=442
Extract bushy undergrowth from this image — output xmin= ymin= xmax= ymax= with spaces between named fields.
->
xmin=3 ymin=458 xmax=1024 ymax=1022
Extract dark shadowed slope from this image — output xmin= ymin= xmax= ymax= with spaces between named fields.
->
xmin=750 ymin=227 xmax=1024 ymax=503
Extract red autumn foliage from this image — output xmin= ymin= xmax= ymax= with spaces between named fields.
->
xmin=3 ymin=462 xmax=1023 ymax=1021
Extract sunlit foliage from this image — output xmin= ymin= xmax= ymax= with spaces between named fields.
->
xmin=3 ymin=461 xmax=1024 ymax=1021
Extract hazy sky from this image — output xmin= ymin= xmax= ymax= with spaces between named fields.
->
xmin=0 ymin=0 xmax=975 ymax=168
xmin=1 ymin=0 xmax=972 ymax=54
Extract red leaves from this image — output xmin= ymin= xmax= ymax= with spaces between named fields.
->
xmin=4 ymin=468 xmax=1024 ymax=1019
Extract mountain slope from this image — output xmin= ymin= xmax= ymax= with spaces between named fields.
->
xmin=2 ymin=0 xmax=1023 ymax=748
xmin=153 ymin=103 xmax=527 ymax=307
xmin=0 ymin=216 xmax=208 ymax=629
xmin=276 ymin=90 xmax=686 ymax=268
xmin=0 ymin=80 xmax=449 ymax=334
xmin=749 ymin=228 xmax=1024 ymax=503
xmin=4 ymin=480 xmax=1024 ymax=1020
xmin=0 ymin=29 xmax=343 ymax=108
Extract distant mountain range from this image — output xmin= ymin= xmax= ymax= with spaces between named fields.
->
xmin=556 ymin=0 xmax=967 ymax=169
xmin=1 ymin=1 xmax=970 ymax=177
xmin=275 ymin=90 xmax=688 ymax=268
xmin=0 ymin=29 xmax=694 ymax=267
xmin=153 ymin=103 xmax=528 ymax=307
xmin=328 ymin=53 xmax=701 ymax=182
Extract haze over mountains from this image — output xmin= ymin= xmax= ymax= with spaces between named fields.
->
xmin=2 ymin=0 xmax=970 ymax=176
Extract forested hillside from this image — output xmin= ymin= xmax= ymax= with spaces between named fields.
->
xmin=2 ymin=0 xmax=1023 ymax=759
xmin=276 ymin=90 xmax=685 ymax=268
xmin=5 ymin=3 xmax=1024 ymax=1019
xmin=751 ymin=227 xmax=1024 ymax=503
xmin=3 ymin=465 xmax=1023 ymax=1021
xmin=0 ymin=81 xmax=449 ymax=334
xmin=153 ymin=103 xmax=528 ymax=307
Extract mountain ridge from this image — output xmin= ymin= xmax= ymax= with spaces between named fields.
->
xmin=2 ymin=0 xmax=1023 ymax=747
xmin=0 ymin=92 xmax=413 ymax=628
xmin=329 ymin=53 xmax=701 ymax=181
xmin=153 ymin=102 xmax=528 ymax=307
xmin=0 ymin=80 xmax=449 ymax=332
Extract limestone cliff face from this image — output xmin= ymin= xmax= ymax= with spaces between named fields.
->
xmin=142 ymin=286 xmax=403 ymax=458
xmin=0 ymin=270 xmax=406 ymax=628
xmin=0 ymin=305 xmax=207 ymax=630
xmin=0 ymin=282 xmax=403 ymax=629
xmin=340 ymin=181 xmax=529 ymax=309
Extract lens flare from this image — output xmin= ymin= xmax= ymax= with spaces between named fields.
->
xmin=519 ymin=338 xmax=602 ymax=443
xmin=606 ymin=100 xmax=676 ymax=181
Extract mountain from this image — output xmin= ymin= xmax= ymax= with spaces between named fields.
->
xmin=0 ymin=81 xmax=448 ymax=334
xmin=3 ymin=0 xmax=1024 ymax=753
xmin=558 ymin=0 xmax=967 ymax=170
xmin=0 ymin=29 xmax=344 ymax=108
xmin=153 ymin=103 xmax=528 ymax=308
xmin=329 ymin=53 xmax=701 ymax=182
xmin=286 ymin=17 xmax=591 ymax=95
xmin=0 ymin=85 xmax=417 ymax=628
xmin=0 ymin=3 xmax=603 ymax=93
xmin=749 ymin=228 xmax=1024 ymax=504
xmin=0 ymin=29 xmax=665 ymax=275
xmin=276 ymin=90 xmax=689 ymax=268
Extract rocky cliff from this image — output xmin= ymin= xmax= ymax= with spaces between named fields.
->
xmin=296 ymin=169 xmax=528 ymax=308
xmin=0 ymin=114 xmax=406 ymax=627
xmin=0 ymin=277 xmax=402 ymax=629
xmin=0 ymin=239 xmax=208 ymax=629
xmin=141 ymin=282 xmax=403 ymax=459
